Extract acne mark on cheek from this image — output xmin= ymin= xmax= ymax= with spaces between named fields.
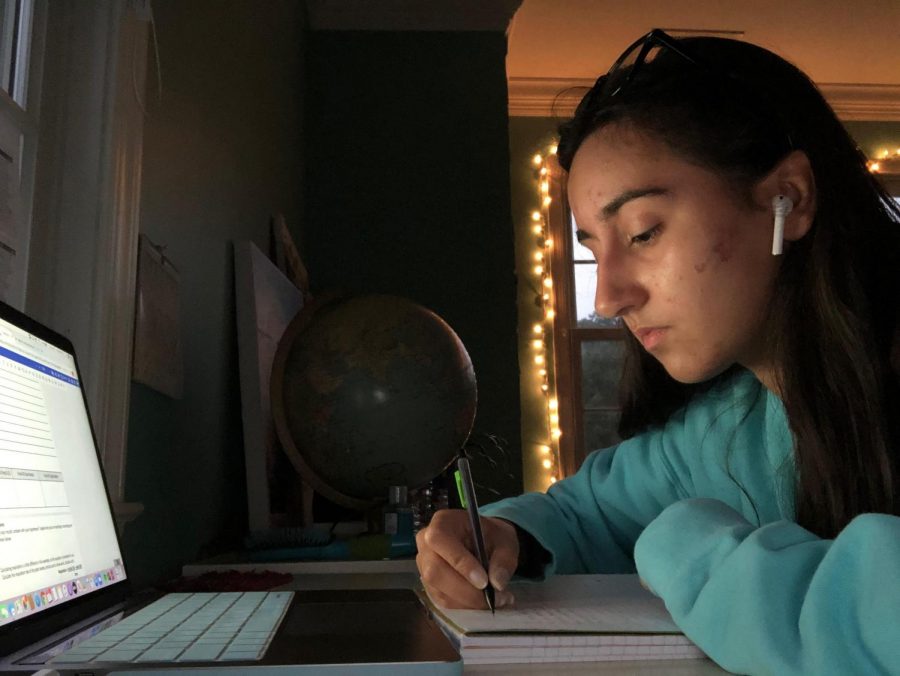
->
xmin=694 ymin=237 xmax=734 ymax=274
xmin=712 ymin=239 xmax=732 ymax=263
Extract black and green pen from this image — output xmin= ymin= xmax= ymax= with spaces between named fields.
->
xmin=455 ymin=454 xmax=496 ymax=614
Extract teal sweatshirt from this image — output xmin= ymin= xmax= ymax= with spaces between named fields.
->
xmin=481 ymin=369 xmax=900 ymax=675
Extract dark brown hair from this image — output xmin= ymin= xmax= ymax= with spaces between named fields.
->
xmin=558 ymin=37 xmax=900 ymax=538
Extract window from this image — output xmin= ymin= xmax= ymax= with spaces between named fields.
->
xmin=545 ymin=156 xmax=625 ymax=476
xmin=0 ymin=0 xmax=41 ymax=310
xmin=25 ymin=3 xmax=149 ymax=523
xmin=0 ymin=0 xmax=35 ymax=105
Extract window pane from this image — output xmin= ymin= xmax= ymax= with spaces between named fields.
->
xmin=584 ymin=410 xmax=621 ymax=451
xmin=580 ymin=340 xmax=624 ymax=408
xmin=0 ymin=1 xmax=16 ymax=94
xmin=573 ymin=263 xmax=620 ymax=327
xmin=570 ymin=211 xmax=593 ymax=262
xmin=571 ymin=210 xmax=621 ymax=328
xmin=573 ymin=262 xmax=595 ymax=322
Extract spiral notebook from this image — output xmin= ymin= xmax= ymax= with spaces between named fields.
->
xmin=419 ymin=574 xmax=706 ymax=665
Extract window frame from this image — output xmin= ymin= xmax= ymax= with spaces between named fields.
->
xmin=545 ymin=155 xmax=625 ymax=477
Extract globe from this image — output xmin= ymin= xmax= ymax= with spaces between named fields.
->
xmin=271 ymin=294 xmax=477 ymax=510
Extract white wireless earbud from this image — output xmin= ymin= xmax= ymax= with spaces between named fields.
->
xmin=771 ymin=195 xmax=794 ymax=256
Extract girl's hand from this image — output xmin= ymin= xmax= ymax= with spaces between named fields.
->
xmin=416 ymin=509 xmax=519 ymax=609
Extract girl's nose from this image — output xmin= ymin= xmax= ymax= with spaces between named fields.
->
xmin=593 ymin=258 xmax=645 ymax=320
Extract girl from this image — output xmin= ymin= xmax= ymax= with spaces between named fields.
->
xmin=415 ymin=30 xmax=900 ymax=675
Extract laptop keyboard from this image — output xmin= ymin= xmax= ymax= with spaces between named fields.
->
xmin=50 ymin=591 xmax=293 ymax=664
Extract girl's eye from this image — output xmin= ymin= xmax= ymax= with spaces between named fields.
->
xmin=630 ymin=223 xmax=662 ymax=246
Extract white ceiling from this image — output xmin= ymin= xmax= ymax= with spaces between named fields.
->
xmin=507 ymin=0 xmax=900 ymax=119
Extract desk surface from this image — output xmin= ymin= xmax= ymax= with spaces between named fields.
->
xmin=183 ymin=558 xmax=727 ymax=675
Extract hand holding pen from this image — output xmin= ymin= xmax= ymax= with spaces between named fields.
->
xmin=415 ymin=475 xmax=519 ymax=611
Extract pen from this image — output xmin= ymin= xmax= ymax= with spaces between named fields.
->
xmin=456 ymin=454 xmax=496 ymax=614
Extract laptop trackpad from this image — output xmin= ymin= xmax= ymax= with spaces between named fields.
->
xmin=262 ymin=588 xmax=459 ymax=665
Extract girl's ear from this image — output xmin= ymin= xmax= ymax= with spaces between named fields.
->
xmin=754 ymin=150 xmax=817 ymax=243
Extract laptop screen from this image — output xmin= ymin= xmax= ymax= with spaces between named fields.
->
xmin=0 ymin=314 xmax=125 ymax=628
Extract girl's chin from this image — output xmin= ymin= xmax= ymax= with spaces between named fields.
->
xmin=658 ymin=357 xmax=733 ymax=385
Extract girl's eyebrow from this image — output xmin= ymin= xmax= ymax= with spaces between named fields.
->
xmin=599 ymin=186 xmax=669 ymax=221
xmin=576 ymin=186 xmax=670 ymax=242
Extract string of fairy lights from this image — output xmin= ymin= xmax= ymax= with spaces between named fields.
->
xmin=529 ymin=143 xmax=562 ymax=489
xmin=867 ymin=147 xmax=900 ymax=174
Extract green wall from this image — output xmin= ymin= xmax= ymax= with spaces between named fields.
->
xmin=122 ymin=0 xmax=306 ymax=590
xmin=124 ymin=23 xmax=525 ymax=588
xmin=302 ymin=31 xmax=522 ymax=504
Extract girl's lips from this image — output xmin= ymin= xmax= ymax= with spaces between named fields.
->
xmin=634 ymin=327 xmax=667 ymax=350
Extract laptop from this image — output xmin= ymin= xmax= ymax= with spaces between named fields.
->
xmin=0 ymin=300 xmax=462 ymax=675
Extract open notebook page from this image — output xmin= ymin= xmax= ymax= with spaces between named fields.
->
xmin=424 ymin=574 xmax=683 ymax=635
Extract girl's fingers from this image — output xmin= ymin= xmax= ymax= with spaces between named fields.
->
xmin=417 ymin=549 xmax=491 ymax=609
xmin=415 ymin=511 xmax=523 ymax=610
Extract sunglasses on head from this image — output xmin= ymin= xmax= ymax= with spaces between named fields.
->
xmin=601 ymin=29 xmax=700 ymax=98
xmin=583 ymin=28 xmax=794 ymax=151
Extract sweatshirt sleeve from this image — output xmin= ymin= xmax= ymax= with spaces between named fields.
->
xmin=480 ymin=424 xmax=691 ymax=575
xmin=634 ymin=498 xmax=900 ymax=676
xmin=479 ymin=370 xmax=771 ymax=576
